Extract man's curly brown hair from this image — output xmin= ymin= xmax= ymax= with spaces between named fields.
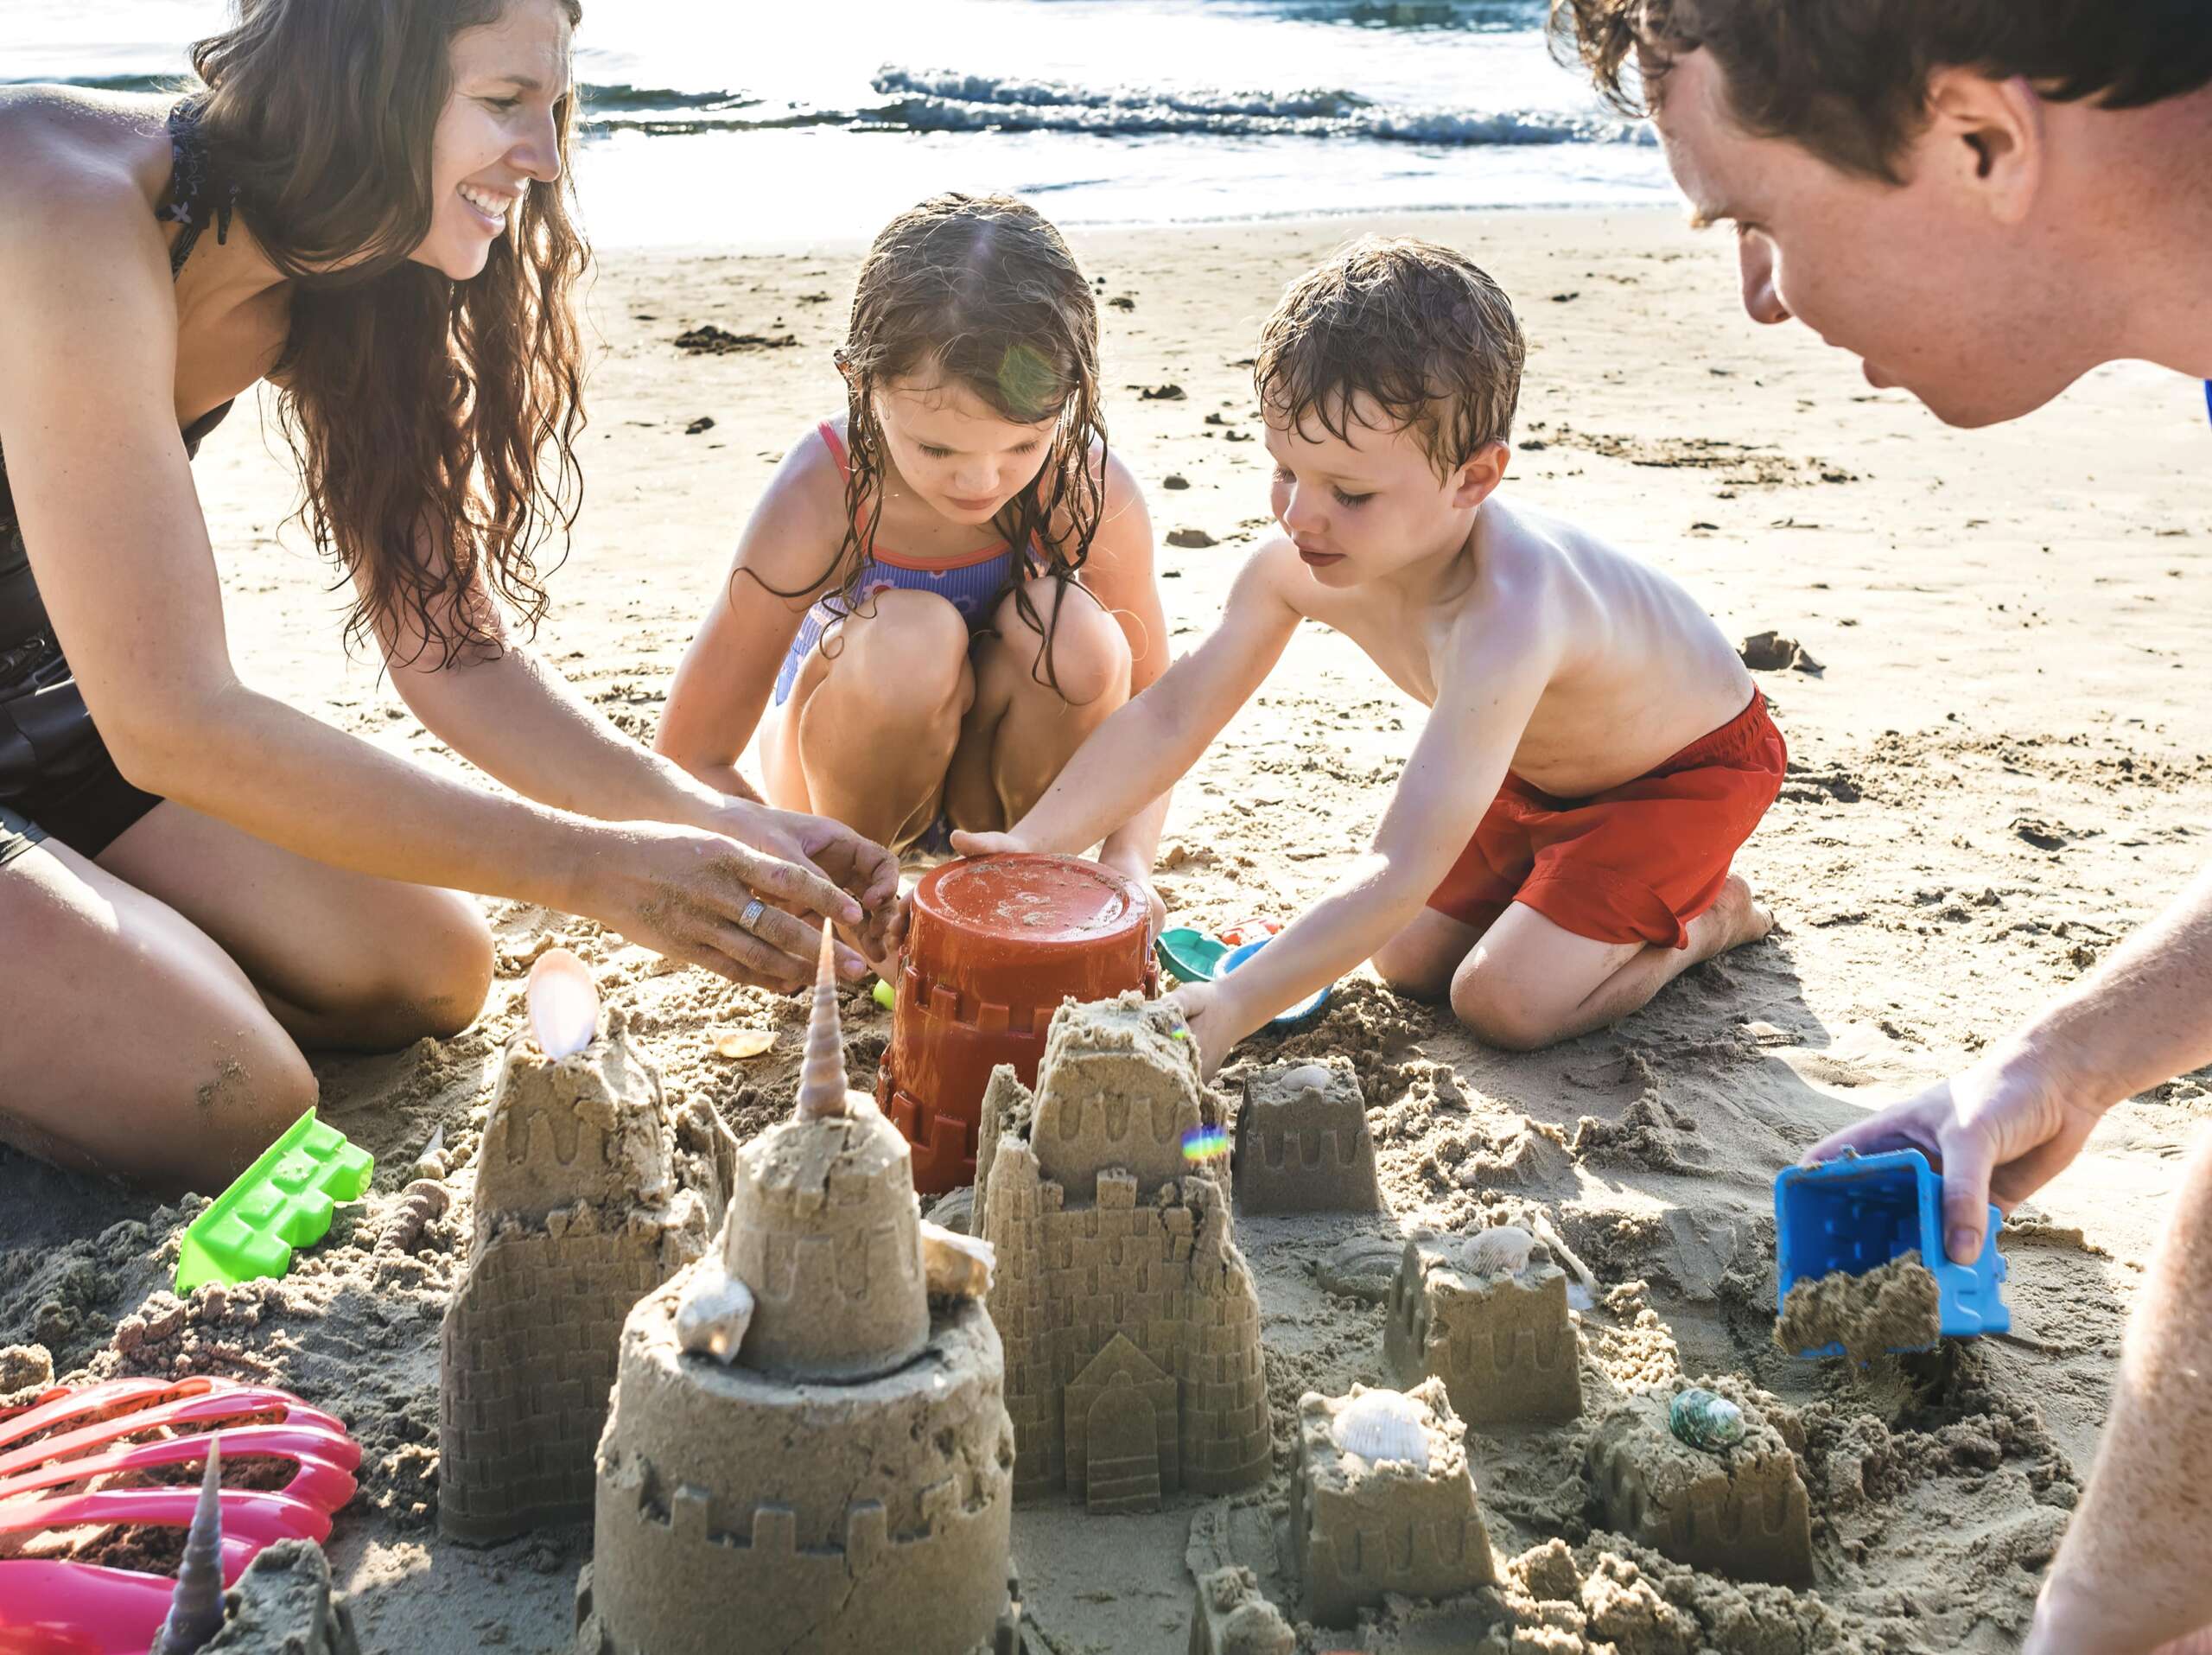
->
xmin=1255 ymin=237 xmax=1525 ymax=481
xmin=1550 ymin=0 xmax=2212 ymax=181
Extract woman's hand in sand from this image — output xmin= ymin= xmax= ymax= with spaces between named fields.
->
xmin=1802 ymin=1047 xmax=2104 ymax=1266
xmin=701 ymin=801 xmax=903 ymax=958
xmin=575 ymin=820 xmax=873 ymax=990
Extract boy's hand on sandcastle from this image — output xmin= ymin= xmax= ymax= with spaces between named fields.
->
xmin=1801 ymin=1048 xmax=2102 ymax=1267
xmin=1168 ymin=982 xmax=1236 ymax=1080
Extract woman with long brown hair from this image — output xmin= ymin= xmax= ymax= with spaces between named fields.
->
xmin=0 ymin=0 xmax=897 ymax=1192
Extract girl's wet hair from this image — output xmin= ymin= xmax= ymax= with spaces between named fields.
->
xmin=759 ymin=193 xmax=1108 ymax=695
xmin=191 ymin=0 xmax=589 ymax=666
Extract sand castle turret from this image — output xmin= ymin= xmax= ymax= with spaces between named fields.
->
xmin=440 ymin=1004 xmax=733 ymax=1544
xmin=978 ymin=994 xmax=1271 ymax=1511
xmin=578 ymin=933 xmax=1015 ymax=1655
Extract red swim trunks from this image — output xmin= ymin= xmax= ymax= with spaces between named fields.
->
xmin=1426 ymin=691 xmax=1786 ymax=950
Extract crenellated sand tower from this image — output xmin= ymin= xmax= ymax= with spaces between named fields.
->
xmin=976 ymin=995 xmax=1271 ymax=1512
xmin=577 ymin=934 xmax=1015 ymax=1655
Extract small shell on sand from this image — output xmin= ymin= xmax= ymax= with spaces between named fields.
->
xmin=150 ymin=1442 xmax=225 ymax=1655
xmin=1462 ymin=1225 xmax=1536 ymax=1277
xmin=527 ymin=948 xmax=600 ymax=1060
xmin=674 ymin=1257 xmax=755 ymax=1365
xmin=1332 ymin=1390 xmax=1431 ymax=1472
xmin=1279 ymin=1062 xmax=1332 ymax=1092
xmin=922 ymin=1221 xmax=995 ymax=1300
xmin=713 ymin=1029 xmax=775 ymax=1060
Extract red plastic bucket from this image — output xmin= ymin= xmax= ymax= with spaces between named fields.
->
xmin=878 ymin=853 xmax=1155 ymax=1194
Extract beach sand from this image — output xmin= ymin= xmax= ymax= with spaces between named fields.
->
xmin=3 ymin=207 xmax=2207 ymax=1652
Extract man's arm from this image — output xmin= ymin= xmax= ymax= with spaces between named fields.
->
xmin=1178 ymin=611 xmax=1553 ymax=1073
xmin=1805 ymin=867 xmax=2212 ymax=1262
xmin=2024 ymin=1101 xmax=2212 ymax=1654
xmin=957 ymin=539 xmax=1306 ymax=860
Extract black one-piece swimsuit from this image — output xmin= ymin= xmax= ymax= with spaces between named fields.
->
xmin=0 ymin=99 xmax=240 ymax=870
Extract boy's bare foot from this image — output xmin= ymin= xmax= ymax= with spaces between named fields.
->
xmin=1705 ymin=873 xmax=1776 ymax=957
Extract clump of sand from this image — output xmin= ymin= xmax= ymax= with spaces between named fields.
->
xmin=1775 ymin=1251 xmax=1942 ymax=1365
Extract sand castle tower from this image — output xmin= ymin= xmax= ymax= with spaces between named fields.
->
xmin=440 ymin=1009 xmax=733 ymax=1544
xmin=976 ymin=994 xmax=1271 ymax=1512
xmin=577 ymin=935 xmax=1015 ymax=1655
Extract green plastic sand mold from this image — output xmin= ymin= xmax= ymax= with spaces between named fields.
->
xmin=175 ymin=1108 xmax=375 ymax=1294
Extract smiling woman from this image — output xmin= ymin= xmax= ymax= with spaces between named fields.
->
xmin=0 ymin=0 xmax=900 ymax=1192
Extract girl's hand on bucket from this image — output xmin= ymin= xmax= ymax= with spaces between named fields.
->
xmin=948 ymin=827 xmax=1027 ymax=860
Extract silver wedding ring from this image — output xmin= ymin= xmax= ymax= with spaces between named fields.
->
xmin=737 ymin=898 xmax=767 ymax=935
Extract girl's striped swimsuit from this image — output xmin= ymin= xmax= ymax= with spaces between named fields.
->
xmin=771 ymin=422 xmax=1041 ymax=706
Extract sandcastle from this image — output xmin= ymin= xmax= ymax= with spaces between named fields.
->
xmin=1587 ymin=1378 xmax=1813 ymax=1585
xmin=1293 ymin=1381 xmax=1497 ymax=1626
xmin=976 ymin=994 xmax=1272 ymax=1510
xmin=439 ymin=1010 xmax=733 ymax=1544
xmin=577 ymin=936 xmax=1015 ymax=1655
xmin=1384 ymin=1226 xmax=1583 ymax=1428
xmin=1233 ymin=1056 xmax=1381 ymax=1214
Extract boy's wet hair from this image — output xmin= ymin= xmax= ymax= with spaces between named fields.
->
xmin=750 ymin=193 xmax=1107 ymax=696
xmin=1255 ymin=237 xmax=1526 ymax=479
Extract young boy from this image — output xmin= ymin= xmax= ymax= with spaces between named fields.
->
xmin=953 ymin=237 xmax=1783 ymax=1075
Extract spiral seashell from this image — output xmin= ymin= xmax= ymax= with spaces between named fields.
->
xmin=150 ymin=1439 xmax=226 ymax=1654
xmin=527 ymin=947 xmax=600 ymax=1059
xmin=376 ymin=1180 xmax=452 ymax=1257
xmin=1331 ymin=1389 xmax=1431 ymax=1473
xmin=1462 ymin=1224 xmax=1536 ymax=1278
xmin=921 ymin=1221 xmax=995 ymax=1300
xmin=793 ymin=927 xmax=849 ymax=1121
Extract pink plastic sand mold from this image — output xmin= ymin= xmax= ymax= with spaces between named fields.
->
xmin=0 ymin=1375 xmax=359 ymax=1655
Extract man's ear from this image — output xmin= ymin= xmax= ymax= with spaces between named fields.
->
xmin=1922 ymin=69 xmax=2045 ymax=226
xmin=1451 ymin=441 xmax=1510 ymax=509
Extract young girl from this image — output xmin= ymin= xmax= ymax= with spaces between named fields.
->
xmin=658 ymin=194 xmax=1170 ymax=918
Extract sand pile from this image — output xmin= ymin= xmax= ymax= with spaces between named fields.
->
xmin=1776 ymin=1251 xmax=1944 ymax=1364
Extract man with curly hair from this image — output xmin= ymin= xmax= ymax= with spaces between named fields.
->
xmin=1549 ymin=4 xmax=2212 ymax=1650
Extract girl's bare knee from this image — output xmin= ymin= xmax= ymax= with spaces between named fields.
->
xmin=990 ymin=581 xmax=1128 ymax=709
xmin=829 ymin=590 xmax=973 ymax=711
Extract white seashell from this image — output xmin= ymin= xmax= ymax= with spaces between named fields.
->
xmin=1332 ymin=1389 xmax=1431 ymax=1473
xmin=675 ymin=1257 xmax=755 ymax=1365
xmin=150 ymin=1439 xmax=225 ymax=1655
xmin=1279 ymin=1062 xmax=1332 ymax=1093
xmin=527 ymin=948 xmax=600 ymax=1059
xmin=921 ymin=1221 xmax=995 ymax=1300
xmin=793 ymin=928 xmax=850 ymax=1121
xmin=1463 ymin=1225 xmax=1536 ymax=1277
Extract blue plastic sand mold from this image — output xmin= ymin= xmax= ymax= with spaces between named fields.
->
xmin=1772 ymin=1147 xmax=2008 ymax=1359
xmin=175 ymin=1108 xmax=375 ymax=1294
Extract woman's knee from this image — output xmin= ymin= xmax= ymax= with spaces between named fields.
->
xmin=992 ymin=581 xmax=1129 ymax=710
xmin=316 ymin=888 xmax=492 ymax=1043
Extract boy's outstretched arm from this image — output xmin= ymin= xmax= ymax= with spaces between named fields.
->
xmin=1173 ymin=617 xmax=1554 ymax=1076
xmin=955 ymin=542 xmax=1306 ymax=864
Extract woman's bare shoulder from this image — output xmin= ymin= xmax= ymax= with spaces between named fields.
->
xmin=0 ymin=89 xmax=174 ymax=278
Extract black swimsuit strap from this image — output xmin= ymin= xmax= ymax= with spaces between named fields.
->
xmin=156 ymin=97 xmax=238 ymax=279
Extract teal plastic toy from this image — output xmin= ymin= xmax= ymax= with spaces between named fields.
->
xmin=1154 ymin=926 xmax=1230 ymax=983
xmin=175 ymin=1110 xmax=374 ymax=1294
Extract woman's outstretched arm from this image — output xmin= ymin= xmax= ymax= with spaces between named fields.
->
xmin=0 ymin=184 xmax=867 ymax=989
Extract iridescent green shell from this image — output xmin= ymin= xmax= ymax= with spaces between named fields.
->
xmin=1669 ymin=1387 xmax=1746 ymax=1453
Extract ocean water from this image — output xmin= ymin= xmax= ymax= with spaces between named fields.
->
xmin=1 ymin=0 xmax=1673 ymax=245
